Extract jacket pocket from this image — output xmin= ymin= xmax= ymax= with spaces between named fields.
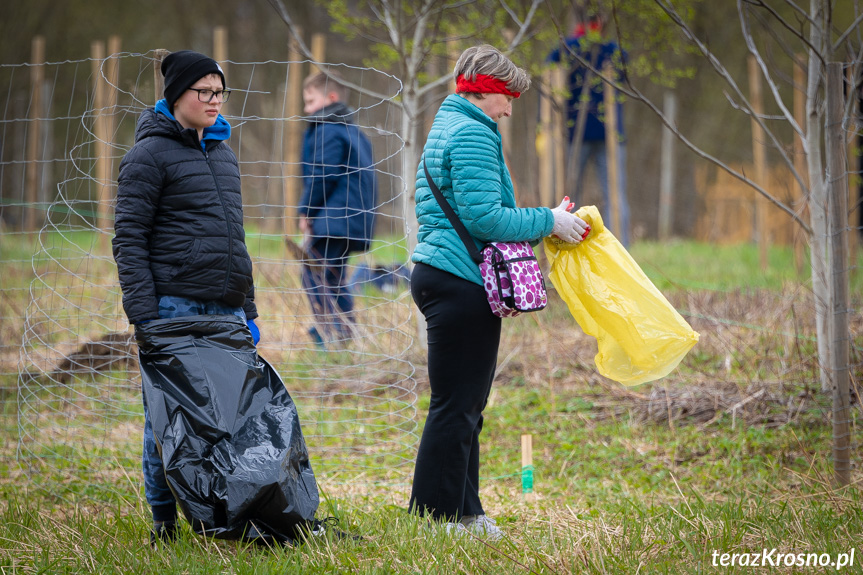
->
xmin=165 ymin=238 xmax=202 ymax=282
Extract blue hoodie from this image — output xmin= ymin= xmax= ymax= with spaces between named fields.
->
xmin=155 ymin=98 xmax=231 ymax=150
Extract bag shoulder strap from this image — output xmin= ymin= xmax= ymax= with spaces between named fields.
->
xmin=423 ymin=157 xmax=483 ymax=264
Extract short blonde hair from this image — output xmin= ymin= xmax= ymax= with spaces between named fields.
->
xmin=453 ymin=45 xmax=531 ymax=96
xmin=303 ymin=70 xmax=348 ymax=101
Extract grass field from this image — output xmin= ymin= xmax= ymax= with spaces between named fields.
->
xmin=1 ymin=233 xmax=862 ymax=573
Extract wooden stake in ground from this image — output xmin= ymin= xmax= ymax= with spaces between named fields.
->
xmin=521 ymin=434 xmax=535 ymax=501
xmin=25 ymin=35 xmax=45 ymax=232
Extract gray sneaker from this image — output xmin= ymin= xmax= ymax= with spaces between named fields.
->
xmin=460 ymin=515 xmax=503 ymax=541
xmin=444 ymin=522 xmax=468 ymax=536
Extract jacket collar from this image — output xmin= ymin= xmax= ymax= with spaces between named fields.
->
xmin=306 ymin=102 xmax=356 ymax=125
xmin=153 ymin=99 xmax=231 ymax=150
xmin=440 ymin=94 xmax=499 ymax=134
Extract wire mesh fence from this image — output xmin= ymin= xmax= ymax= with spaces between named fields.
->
xmin=1 ymin=47 xmax=862 ymax=500
xmin=1 ymin=51 xmax=417 ymax=496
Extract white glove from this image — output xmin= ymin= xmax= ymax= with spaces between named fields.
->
xmin=550 ymin=198 xmax=589 ymax=243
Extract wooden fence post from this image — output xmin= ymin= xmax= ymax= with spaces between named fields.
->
xmin=25 ymin=36 xmax=45 ymax=232
xmin=283 ymin=30 xmax=304 ymax=237
xmin=91 ymin=40 xmax=110 ymax=234
xmin=658 ymin=91 xmax=677 ymax=240
xmin=91 ymin=36 xmax=121 ymax=238
xmin=311 ymin=33 xmax=326 ymax=72
xmin=552 ymin=67 xmax=567 ymax=207
xmin=747 ymin=55 xmax=769 ymax=271
xmin=537 ymin=70 xmax=554 ymax=210
xmin=153 ymin=49 xmax=169 ymax=104
xmin=213 ymin=26 xmax=228 ymax=80
xmin=602 ymin=61 xmax=622 ymax=237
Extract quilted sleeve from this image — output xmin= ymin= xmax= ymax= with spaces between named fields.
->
xmin=449 ymin=124 xmax=553 ymax=243
xmin=112 ymin=144 xmax=162 ymax=324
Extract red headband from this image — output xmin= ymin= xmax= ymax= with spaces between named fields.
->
xmin=456 ymin=74 xmax=521 ymax=98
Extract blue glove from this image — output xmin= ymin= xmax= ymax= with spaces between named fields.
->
xmin=247 ymin=318 xmax=260 ymax=345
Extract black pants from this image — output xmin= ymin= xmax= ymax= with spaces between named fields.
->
xmin=409 ymin=263 xmax=502 ymax=521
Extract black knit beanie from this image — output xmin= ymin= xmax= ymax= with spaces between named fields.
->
xmin=161 ymin=50 xmax=226 ymax=111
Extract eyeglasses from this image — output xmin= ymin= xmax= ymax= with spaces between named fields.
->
xmin=188 ymin=88 xmax=232 ymax=103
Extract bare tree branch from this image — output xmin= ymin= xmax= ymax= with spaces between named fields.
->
xmin=744 ymin=0 xmax=822 ymax=56
xmin=406 ymin=0 xmax=436 ymax=82
xmin=750 ymin=5 xmax=808 ymax=73
xmin=417 ymin=74 xmax=455 ymax=99
xmin=540 ymin=0 xmax=809 ymax=231
xmin=501 ymin=0 xmax=543 ymax=49
xmin=833 ymin=10 xmax=863 ymax=50
xmin=625 ymin=81 xmax=812 ymax=234
xmin=738 ymin=1 xmax=806 ymax=142
xmin=373 ymin=1 xmax=401 ymax=51
xmin=745 ymin=0 xmax=813 ymax=26
xmin=648 ymin=0 xmax=810 ymax=199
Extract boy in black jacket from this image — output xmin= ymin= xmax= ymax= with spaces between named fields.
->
xmin=112 ymin=50 xmax=260 ymax=544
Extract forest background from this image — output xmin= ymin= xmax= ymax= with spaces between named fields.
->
xmin=1 ymin=2 xmax=862 ymax=572
xmin=1 ymin=0 xmax=827 ymax=240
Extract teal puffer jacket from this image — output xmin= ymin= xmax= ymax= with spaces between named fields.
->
xmin=412 ymin=94 xmax=554 ymax=285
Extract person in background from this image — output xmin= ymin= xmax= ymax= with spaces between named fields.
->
xmin=112 ymin=50 xmax=259 ymax=545
xmin=298 ymin=70 xmax=377 ymax=349
xmin=548 ymin=9 xmax=630 ymax=247
xmin=410 ymin=44 xmax=588 ymax=540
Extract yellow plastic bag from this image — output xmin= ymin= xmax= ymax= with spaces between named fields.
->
xmin=544 ymin=206 xmax=699 ymax=386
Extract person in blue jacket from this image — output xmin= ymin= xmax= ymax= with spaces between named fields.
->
xmin=548 ymin=10 xmax=630 ymax=246
xmin=410 ymin=44 xmax=588 ymax=540
xmin=298 ymin=71 xmax=377 ymax=349
xmin=112 ymin=50 xmax=260 ymax=545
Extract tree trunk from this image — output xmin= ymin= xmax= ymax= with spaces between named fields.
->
xmin=400 ymin=86 xmax=427 ymax=347
xmin=825 ymin=62 xmax=852 ymax=486
xmin=807 ymin=0 xmax=832 ymax=392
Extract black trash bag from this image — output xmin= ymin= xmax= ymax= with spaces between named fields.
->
xmin=135 ymin=315 xmax=319 ymax=545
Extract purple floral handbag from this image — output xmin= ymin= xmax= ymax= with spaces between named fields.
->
xmin=424 ymin=158 xmax=547 ymax=318
xmin=480 ymin=241 xmax=548 ymax=317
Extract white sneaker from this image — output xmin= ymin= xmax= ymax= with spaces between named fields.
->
xmin=460 ymin=515 xmax=503 ymax=541
xmin=444 ymin=522 xmax=468 ymax=536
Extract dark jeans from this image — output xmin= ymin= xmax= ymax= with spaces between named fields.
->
xmin=302 ymin=237 xmax=355 ymax=343
xmin=409 ymin=263 xmax=502 ymax=521
xmin=141 ymin=295 xmax=245 ymax=522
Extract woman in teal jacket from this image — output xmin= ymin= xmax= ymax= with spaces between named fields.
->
xmin=410 ymin=45 xmax=588 ymax=539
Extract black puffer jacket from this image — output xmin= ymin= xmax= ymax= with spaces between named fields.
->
xmin=113 ymin=108 xmax=257 ymax=324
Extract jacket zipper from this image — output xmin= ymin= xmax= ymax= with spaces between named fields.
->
xmin=203 ymin=144 xmax=234 ymax=297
